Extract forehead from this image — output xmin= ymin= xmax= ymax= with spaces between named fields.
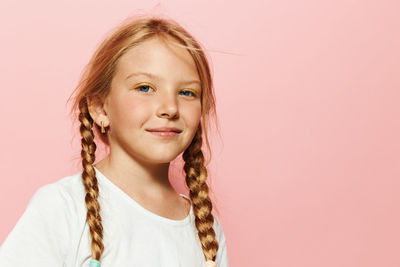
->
xmin=115 ymin=36 xmax=199 ymax=83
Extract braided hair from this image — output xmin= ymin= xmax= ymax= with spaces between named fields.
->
xmin=68 ymin=15 xmax=220 ymax=264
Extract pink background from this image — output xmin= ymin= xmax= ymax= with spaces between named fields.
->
xmin=1 ymin=1 xmax=400 ymax=266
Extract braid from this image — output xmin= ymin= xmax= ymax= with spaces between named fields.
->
xmin=183 ymin=124 xmax=219 ymax=262
xmin=78 ymin=98 xmax=104 ymax=261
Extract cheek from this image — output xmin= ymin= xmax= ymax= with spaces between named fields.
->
xmin=110 ymin=95 xmax=152 ymax=127
xmin=181 ymin=101 xmax=202 ymax=128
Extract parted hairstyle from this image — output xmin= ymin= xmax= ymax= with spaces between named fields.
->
xmin=67 ymin=15 xmax=220 ymax=263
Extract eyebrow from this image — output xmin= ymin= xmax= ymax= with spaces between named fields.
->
xmin=125 ymin=72 xmax=201 ymax=85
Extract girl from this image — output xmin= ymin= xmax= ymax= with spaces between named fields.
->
xmin=0 ymin=16 xmax=229 ymax=267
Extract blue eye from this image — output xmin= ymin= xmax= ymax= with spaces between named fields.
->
xmin=136 ymin=85 xmax=154 ymax=93
xmin=180 ymin=90 xmax=196 ymax=97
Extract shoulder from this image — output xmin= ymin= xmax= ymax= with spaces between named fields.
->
xmin=212 ymin=212 xmax=230 ymax=267
xmin=17 ymin=170 xmax=90 ymax=238
xmin=18 ymin=171 xmax=88 ymax=235
xmin=212 ymin=213 xmax=226 ymax=244
xmin=0 ymin=171 xmax=86 ymax=265
xmin=30 ymin=171 xmax=86 ymax=214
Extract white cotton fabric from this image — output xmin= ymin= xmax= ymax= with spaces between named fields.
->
xmin=0 ymin=167 xmax=229 ymax=267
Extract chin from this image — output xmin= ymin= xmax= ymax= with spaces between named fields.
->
xmin=143 ymin=152 xmax=182 ymax=164
xmin=145 ymin=157 xmax=179 ymax=164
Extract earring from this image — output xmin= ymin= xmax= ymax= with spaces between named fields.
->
xmin=100 ymin=121 xmax=105 ymax=133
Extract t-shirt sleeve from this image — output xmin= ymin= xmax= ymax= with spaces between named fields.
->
xmin=0 ymin=183 xmax=72 ymax=266
xmin=214 ymin=214 xmax=229 ymax=267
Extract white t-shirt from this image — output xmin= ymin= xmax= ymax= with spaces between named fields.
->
xmin=0 ymin=167 xmax=229 ymax=267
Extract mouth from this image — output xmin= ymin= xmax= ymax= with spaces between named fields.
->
xmin=146 ymin=131 xmax=180 ymax=138
xmin=146 ymin=127 xmax=182 ymax=133
xmin=145 ymin=127 xmax=182 ymax=138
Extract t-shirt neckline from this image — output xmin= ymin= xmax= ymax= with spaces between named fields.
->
xmin=93 ymin=166 xmax=193 ymax=226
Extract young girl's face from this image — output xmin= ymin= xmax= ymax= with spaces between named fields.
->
xmin=102 ymin=36 xmax=202 ymax=164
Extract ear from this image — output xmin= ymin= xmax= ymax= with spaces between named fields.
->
xmin=87 ymin=96 xmax=110 ymax=128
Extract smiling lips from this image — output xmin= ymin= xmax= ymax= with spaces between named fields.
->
xmin=146 ymin=127 xmax=182 ymax=137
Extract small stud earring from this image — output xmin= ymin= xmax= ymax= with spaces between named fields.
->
xmin=100 ymin=121 xmax=105 ymax=133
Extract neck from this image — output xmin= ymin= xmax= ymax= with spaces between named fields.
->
xmin=94 ymin=150 xmax=176 ymax=199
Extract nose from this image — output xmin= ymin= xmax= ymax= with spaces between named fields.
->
xmin=156 ymin=92 xmax=179 ymax=119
